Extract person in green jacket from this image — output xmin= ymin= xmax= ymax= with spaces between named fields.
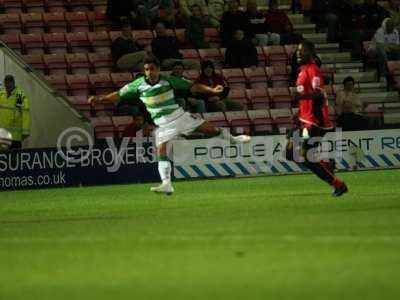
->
xmin=0 ymin=75 xmax=30 ymax=149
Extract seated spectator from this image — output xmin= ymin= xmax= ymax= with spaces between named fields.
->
xmin=244 ymin=0 xmax=280 ymax=46
xmin=170 ymin=61 xmax=206 ymax=113
xmin=135 ymin=1 xmax=161 ymax=29
xmin=225 ymin=30 xmax=258 ymax=68
xmin=195 ymin=60 xmax=243 ymax=112
xmin=310 ymin=0 xmax=342 ymax=43
xmin=185 ymin=4 xmax=210 ymax=49
xmin=387 ymin=0 xmax=400 ymax=31
xmin=158 ymin=0 xmax=178 ymax=28
xmin=208 ymin=0 xmax=226 ymax=28
xmin=179 ymin=0 xmax=209 ymax=21
xmin=121 ymin=110 xmax=154 ymax=139
xmin=336 ymin=76 xmax=368 ymax=131
xmin=265 ymin=0 xmax=303 ymax=45
xmin=151 ymin=21 xmax=201 ymax=70
xmin=220 ymin=0 xmax=253 ymax=47
xmin=111 ymin=22 xmax=148 ymax=72
xmin=374 ymin=18 xmax=400 ymax=78
xmin=352 ymin=0 xmax=390 ymax=58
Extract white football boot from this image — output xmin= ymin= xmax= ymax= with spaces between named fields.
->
xmin=150 ymin=181 xmax=174 ymax=195
xmin=231 ymin=135 xmax=251 ymax=144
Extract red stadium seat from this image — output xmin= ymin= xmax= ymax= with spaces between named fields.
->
xmin=44 ymin=12 xmax=68 ymax=33
xmin=202 ymin=112 xmax=229 ymax=128
xmin=182 ymin=69 xmax=200 ymax=81
xmin=91 ymin=10 xmax=111 ymax=32
xmin=270 ymin=108 xmax=293 ymax=134
xmin=225 ymin=110 xmax=252 ymax=135
xmin=20 ymin=33 xmax=46 ymax=54
xmin=0 ymin=13 xmax=22 ymax=34
xmin=204 ymin=27 xmax=220 ymax=47
xmin=244 ymin=67 xmax=268 ymax=89
xmin=263 ymin=45 xmax=288 ymax=66
xmin=66 ymin=11 xmax=90 ymax=32
xmin=198 ymin=48 xmax=223 ymax=65
xmin=21 ymin=13 xmax=45 ymax=34
xmin=23 ymin=54 xmax=46 ymax=74
xmin=246 ymin=87 xmax=271 ymax=110
xmin=68 ymin=95 xmax=92 ymax=117
xmin=133 ymin=30 xmax=154 ymax=47
xmin=92 ymin=0 xmax=107 ymax=12
xmin=268 ymin=87 xmax=293 ymax=108
xmin=66 ymin=53 xmax=90 ymax=74
xmin=90 ymin=116 xmax=116 ymax=140
xmin=228 ymin=89 xmax=250 ymax=110
xmin=0 ymin=33 xmax=22 ymax=53
xmin=180 ymin=49 xmax=200 ymax=61
xmin=284 ymin=44 xmax=298 ymax=63
xmin=266 ymin=64 xmax=290 ymax=87
xmin=44 ymin=32 xmax=68 ymax=54
xmin=222 ymin=68 xmax=247 ymax=89
xmin=66 ymin=74 xmax=91 ymax=96
xmin=66 ymin=31 xmax=90 ymax=53
xmin=88 ymin=52 xmax=113 ymax=73
xmin=109 ymin=30 xmax=121 ymax=42
xmin=65 ymin=0 xmax=92 ymax=12
xmin=88 ymin=73 xmax=115 ymax=95
xmin=1 ymin=0 xmax=23 ymax=13
xmin=256 ymin=46 xmax=267 ymax=66
xmin=43 ymin=53 xmax=68 ymax=75
xmin=88 ymin=31 xmax=111 ymax=53
xmin=248 ymin=109 xmax=274 ymax=134
xmin=112 ymin=116 xmax=135 ymax=139
xmin=46 ymin=0 xmax=66 ymax=12
xmin=111 ymin=72 xmax=134 ymax=88
xmin=45 ymin=74 xmax=68 ymax=96
xmin=23 ymin=0 xmax=46 ymax=13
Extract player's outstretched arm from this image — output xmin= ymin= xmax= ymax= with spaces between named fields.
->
xmin=190 ymin=83 xmax=224 ymax=95
xmin=88 ymin=91 xmax=120 ymax=106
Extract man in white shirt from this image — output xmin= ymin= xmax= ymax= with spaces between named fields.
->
xmin=374 ymin=18 xmax=400 ymax=77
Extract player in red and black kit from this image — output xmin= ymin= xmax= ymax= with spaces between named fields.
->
xmin=293 ymin=40 xmax=348 ymax=197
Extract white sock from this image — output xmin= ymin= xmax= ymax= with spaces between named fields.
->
xmin=158 ymin=161 xmax=171 ymax=184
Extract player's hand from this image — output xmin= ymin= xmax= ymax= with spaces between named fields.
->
xmin=212 ymin=85 xmax=224 ymax=94
xmin=88 ymin=96 xmax=98 ymax=106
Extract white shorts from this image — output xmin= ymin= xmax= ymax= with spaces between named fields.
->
xmin=155 ymin=111 xmax=204 ymax=146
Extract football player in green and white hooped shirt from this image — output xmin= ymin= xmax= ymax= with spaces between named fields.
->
xmin=89 ymin=56 xmax=250 ymax=194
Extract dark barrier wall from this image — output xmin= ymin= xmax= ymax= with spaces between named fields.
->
xmin=0 ymin=142 xmax=158 ymax=191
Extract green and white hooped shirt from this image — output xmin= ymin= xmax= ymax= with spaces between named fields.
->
xmin=118 ymin=75 xmax=193 ymax=126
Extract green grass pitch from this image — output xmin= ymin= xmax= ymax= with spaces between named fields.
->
xmin=1 ymin=169 xmax=400 ymax=300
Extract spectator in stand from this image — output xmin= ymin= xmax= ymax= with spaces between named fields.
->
xmin=265 ymin=0 xmax=302 ymax=45
xmin=170 ymin=61 xmax=206 ymax=113
xmin=220 ymin=0 xmax=253 ymax=47
xmin=151 ymin=21 xmax=201 ymax=70
xmin=225 ymin=29 xmax=258 ymax=68
xmin=374 ymin=18 xmax=400 ymax=78
xmin=185 ymin=4 xmax=210 ymax=49
xmin=208 ymin=0 xmax=226 ymax=28
xmin=245 ymin=0 xmax=280 ymax=46
xmin=195 ymin=60 xmax=243 ymax=112
xmin=111 ymin=22 xmax=148 ymax=72
xmin=387 ymin=0 xmax=400 ymax=31
xmin=352 ymin=0 xmax=390 ymax=58
xmin=106 ymin=0 xmax=153 ymax=30
xmin=336 ymin=76 xmax=368 ymax=131
xmin=158 ymin=0 xmax=177 ymax=28
xmin=310 ymin=0 xmax=342 ymax=43
xmin=179 ymin=0 xmax=209 ymax=20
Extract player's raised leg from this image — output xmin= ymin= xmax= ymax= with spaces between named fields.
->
xmin=150 ymin=142 xmax=174 ymax=195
